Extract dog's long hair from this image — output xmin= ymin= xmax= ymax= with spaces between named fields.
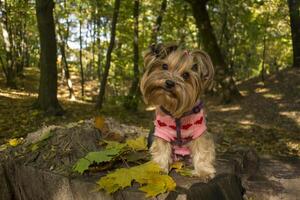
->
xmin=140 ymin=44 xmax=214 ymax=118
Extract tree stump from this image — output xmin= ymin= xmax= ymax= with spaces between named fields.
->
xmin=1 ymin=119 xmax=299 ymax=200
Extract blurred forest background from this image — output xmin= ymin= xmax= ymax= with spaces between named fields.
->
xmin=0 ymin=0 xmax=299 ymax=157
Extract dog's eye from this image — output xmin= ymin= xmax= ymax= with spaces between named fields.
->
xmin=162 ymin=64 xmax=168 ymax=70
xmin=182 ymin=72 xmax=190 ymax=80
xmin=192 ymin=64 xmax=198 ymax=71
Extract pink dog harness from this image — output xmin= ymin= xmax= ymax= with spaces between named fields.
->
xmin=154 ymin=102 xmax=207 ymax=158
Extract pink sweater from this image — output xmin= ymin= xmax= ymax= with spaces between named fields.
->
xmin=154 ymin=110 xmax=207 ymax=157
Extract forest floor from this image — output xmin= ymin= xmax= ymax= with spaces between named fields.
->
xmin=0 ymin=67 xmax=299 ymax=157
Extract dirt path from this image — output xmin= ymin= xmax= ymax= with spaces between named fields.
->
xmin=207 ymin=68 xmax=300 ymax=157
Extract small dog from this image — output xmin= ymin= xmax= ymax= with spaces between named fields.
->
xmin=140 ymin=44 xmax=216 ymax=180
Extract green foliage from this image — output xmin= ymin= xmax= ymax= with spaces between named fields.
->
xmin=0 ymin=0 xmax=294 ymax=100
xmin=209 ymin=0 xmax=291 ymax=79
xmin=73 ymin=147 xmax=124 ymax=174
xmin=73 ymin=136 xmax=147 ymax=174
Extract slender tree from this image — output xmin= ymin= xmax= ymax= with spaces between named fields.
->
xmin=57 ymin=27 xmax=76 ymax=100
xmin=96 ymin=16 xmax=102 ymax=80
xmin=35 ymin=0 xmax=63 ymax=115
xmin=124 ymin=0 xmax=140 ymax=110
xmin=56 ymin=0 xmax=76 ymax=100
xmin=287 ymin=0 xmax=300 ymax=68
xmin=0 ymin=0 xmax=16 ymax=88
xmin=188 ymin=0 xmax=241 ymax=102
xmin=96 ymin=0 xmax=121 ymax=109
xmin=151 ymin=0 xmax=167 ymax=44
xmin=179 ymin=5 xmax=188 ymax=45
xmin=79 ymin=5 xmax=85 ymax=97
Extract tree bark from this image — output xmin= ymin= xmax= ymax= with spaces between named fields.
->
xmin=0 ymin=0 xmax=16 ymax=88
xmin=288 ymin=0 xmax=300 ymax=68
xmin=179 ymin=5 xmax=188 ymax=45
xmin=56 ymin=0 xmax=76 ymax=100
xmin=96 ymin=16 xmax=102 ymax=80
xmin=79 ymin=6 xmax=85 ymax=97
xmin=188 ymin=0 xmax=241 ymax=103
xmin=261 ymin=14 xmax=269 ymax=82
xmin=151 ymin=0 xmax=167 ymax=45
xmin=35 ymin=0 xmax=63 ymax=115
xmin=96 ymin=0 xmax=121 ymax=109
xmin=58 ymin=42 xmax=76 ymax=100
xmin=125 ymin=0 xmax=140 ymax=111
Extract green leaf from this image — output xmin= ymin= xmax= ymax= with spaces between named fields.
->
xmin=73 ymin=147 xmax=125 ymax=174
xmin=73 ymin=158 xmax=91 ymax=174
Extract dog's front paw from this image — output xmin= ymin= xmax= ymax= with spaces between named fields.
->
xmin=154 ymin=161 xmax=170 ymax=173
xmin=192 ymin=168 xmax=216 ymax=182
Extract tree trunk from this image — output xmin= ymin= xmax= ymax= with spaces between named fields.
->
xmin=188 ymin=0 xmax=240 ymax=103
xmin=56 ymin=0 xmax=76 ymax=100
xmin=79 ymin=8 xmax=85 ymax=97
xmin=179 ymin=5 xmax=188 ymax=45
xmin=59 ymin=43 xmax=76 ymax=100
xmin=96 ymin=0 xmax=121 ymax=109
xmin=35 ymin=0 xmax=63 ymax=115
xmin=124 ymin=0 xmax=140 ymax=111
xmin=0 ymin=0 xmax=17 ymax=88
xmin=92 ymin=17 xmax=96 ymax=79
xmin=288 ymin=0 xmax=300 ymax=68
xmin=261 ymin=14 xmax=269 ymax=82
xmin=96 ymin=17 xmax=102 ymax=80
xmin=151 ymin=0 xmax=167 ymax=45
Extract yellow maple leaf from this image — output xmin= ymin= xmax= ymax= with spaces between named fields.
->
xmin=170 ymin=161 xmax=183 ymax=170
xmin=8 ymin=138 xmax=23 ymax=147
xmin=97 ymin=161 xmax=176 ymax=197
xmin=126 ymin=136 xmax=147 ymax=151
xmin=94 ymin=116 xmax=105 ymax=130
xmin=170 ymin=161 xmax=193 ymax=177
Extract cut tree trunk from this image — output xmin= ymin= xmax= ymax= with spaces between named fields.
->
xmin=35 ymin=0 xmax=63 ymax=115
xmin=188 ymin=0 xmax=241 ymax=103
xmin=288 ymin=0 xmax=300 ymax=68
xmin=96 ymin=0 xmax=121 ymax=109
xmin=2 ymin=119 xmax=300 ymax=199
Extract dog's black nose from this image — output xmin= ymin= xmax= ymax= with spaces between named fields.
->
xmin=165 ymin=80 xmax=175 ymax=89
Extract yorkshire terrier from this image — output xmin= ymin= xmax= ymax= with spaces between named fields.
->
xmin=140 ymin=43 xmax=216 ymax=180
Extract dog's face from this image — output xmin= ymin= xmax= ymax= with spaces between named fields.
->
xmin=140 ymin=44 xmax=214 ymax=118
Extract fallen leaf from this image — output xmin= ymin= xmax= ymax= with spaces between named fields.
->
xmin=97 ymin=161 xmax=176 ymax=197
xmin=73 ymin=147 xmax=125 ymax=174
xmin=95 ymin=116 xmax=105 ymax=130
xmin=0 ymin=144 xmax=8 ymax=151
xmin=170 ymin=161 xmax=183 ymax=170
xmin=8 ymin=138 xmax=23 ymax=147
xmin=126 ymin=136 xmax=147 ymax=151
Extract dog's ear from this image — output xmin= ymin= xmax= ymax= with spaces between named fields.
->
xmin=191 ymin=50 xmax=215 ymax=90
xmin=143 ymin=43 xmax=179 ymax=69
